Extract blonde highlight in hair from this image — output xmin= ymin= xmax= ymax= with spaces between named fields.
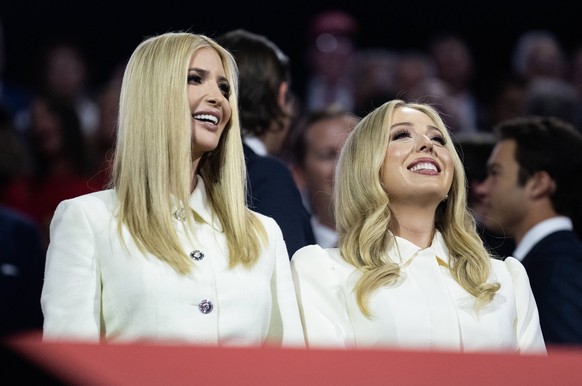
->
xmin=335 ymin=99 xmax=500 ymax=317
xmin=113 ymin=32 xmax=266 ymax=274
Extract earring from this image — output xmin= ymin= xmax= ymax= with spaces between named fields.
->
xmin=443 ymin=194 xmax=449 ymax=202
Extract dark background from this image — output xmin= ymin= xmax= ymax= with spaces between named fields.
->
xmin=1 ymin=0 xmax=579 ymax=104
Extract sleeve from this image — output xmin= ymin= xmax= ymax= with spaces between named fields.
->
xmin=41 ymin=198 xmax=102 ymax=342
xmin=504 ymin=256 xmax=547 ymax=354
xmin=291 ymin=245 xmax=355 ymax=349
xmin=265 ymin=217 xmax=306 ymax=348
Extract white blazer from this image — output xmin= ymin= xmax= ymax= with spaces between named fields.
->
xmin=42 ymin=177 xmax=305 ymax=347
xmin=291 ymin=232 xmax=546 ymax=354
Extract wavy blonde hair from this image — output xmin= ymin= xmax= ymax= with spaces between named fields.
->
xmin=335 ymin=99 xmax=500 ymax=317
xmin=112 ymin=32 xmax=266 ymax=274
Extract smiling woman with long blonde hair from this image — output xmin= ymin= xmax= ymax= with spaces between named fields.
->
xmin=41 ymin=32 xmax=304 ymax=347
xmin=291 ymin=99 xmax=545 ymax=354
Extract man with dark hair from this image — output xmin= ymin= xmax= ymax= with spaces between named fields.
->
xmin=476 ymin=116 xmax=582 ymax=346
xmin=217 ymin=29 xmax=315 ymax=258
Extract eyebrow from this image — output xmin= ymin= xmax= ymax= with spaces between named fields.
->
xmin=188 ymin=67 xmax=228 ymax=83
xmin=390 ymin=122 xmax=440 ymax=132
xmin=188 ymin=67 xmax=207 ymax=75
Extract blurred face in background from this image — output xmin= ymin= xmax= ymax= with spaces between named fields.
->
xmin=297 ymin=113 xmax=357 ymax=225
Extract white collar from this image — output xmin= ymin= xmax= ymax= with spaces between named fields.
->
xmin=388 ymin=231 xmax=449 ymax=266
xmin=311 ymin=216 xmax=338 ymax=248
xmin=243 ymin=136 xmax=268 ymax=156
xmin=171 ymin=175 xmax=223 ymax=232
xmin=512 ymin=216 xmax=572 ymax=261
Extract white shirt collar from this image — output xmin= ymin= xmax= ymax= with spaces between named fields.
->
xmin=243 ymin=136 xmax=268 ymax=156
xmin=512 ymin=216 xmax=572 ymax=261
xmin=389 ymin=231 xmax=449 ymax=266
xmin=311 ymin=216 xmax=338 ymax=248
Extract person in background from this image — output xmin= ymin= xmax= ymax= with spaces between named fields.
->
xmin=18 ymin=39 xmax=99 ymax=138
xmin=1 ymin=94 xmax=95 ymax=248
xmin=291 ymin=99 xmax=545 ymax=354
xmin=475 ymin=116 xmax=582 ymax=346
xmin=0 ymin=205 xmax=45 ymax=338
xmin=351 ymin=48 xmax=399 ymax=118
xmin=428 ymin=32 xmax=483 ymax=134
xmin=0 ymin=17 xmax=31 ymax=126
xmin=453 ymin=133 xmax=516 ymax=258
xmin=217 ymin=29 xmax=315 ymax=257
xmin=0 ymin=107 xmax=44 ymax=338
xmin=511 ymin=30 xmax=567 ymax=85
xmin=301 ymin=9 xmax=359 ymax=113
xmin=289 ymin=106 xmax=358 ymax=247
xmin=41 ymin=32 xmax=304 ymax=346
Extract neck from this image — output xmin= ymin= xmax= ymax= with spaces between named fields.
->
xmin=389 ymin=203 xmax=438 ymax=248
xmin=513 ymin=201 xmax=558 ymax=244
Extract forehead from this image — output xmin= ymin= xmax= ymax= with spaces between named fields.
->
xmin=392 ymin=106 xmax=435 ymax=127
xmin=490 ymin=139 xmax=517 ymax=163
xmin=189 ymin=47 xmax=225 ymax=72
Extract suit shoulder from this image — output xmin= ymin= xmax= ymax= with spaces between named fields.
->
xmin=55 ymin=189 xmax=117 ymax=218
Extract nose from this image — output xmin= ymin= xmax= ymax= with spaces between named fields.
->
xmin=205 ymin=83 xmax=224 ymax=106
xmin=417 ymin=135 xmax=434 ymax=153
xmin=472 ymin=178 xmax=488 ymax=198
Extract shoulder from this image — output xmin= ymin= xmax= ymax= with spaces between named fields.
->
xmin=58 ymin=189 xmax=115 ymax=208
xmin=291 ymin=245 xmax=350 ymax=272
xmin=494 ymin=256 xmax=527 ymax=276
xmin=246 ymin=153 xmax=293 ymax=178
xmin=53 ymin=189 xmax=117 ymax=222
xmin=530 ymin=230 xmax=582 ymax=258
xmin=491 ymin=256 xmax=532 ymax=291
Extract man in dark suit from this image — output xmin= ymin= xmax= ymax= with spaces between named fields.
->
xmin=0 ymin=206 xmax=45 ymax=338
xmin=475 ymin=116 xmax=582 ymax=346
xmin=217 ymin=29 xmax=315 ymax=258
xmin=243 ymin=143 xmax=315 ymax=257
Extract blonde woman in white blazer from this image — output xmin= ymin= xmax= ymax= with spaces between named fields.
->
xmin=291 ymin=100 xmax=546 ymax=354
xmin=41 ymin=32 xmax=304 ymax=347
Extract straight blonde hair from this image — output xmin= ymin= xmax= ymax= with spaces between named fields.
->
xmin=113 ymin=32 xmax=266 ymax=274
xmin=335 ymin=99 xmax=500 ymax=317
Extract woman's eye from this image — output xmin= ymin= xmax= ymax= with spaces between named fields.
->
xmin=187 ymin=74 xmax=203 ymax=84
xmin=432 ymin=135 xmax=446 ymax=145
xmin=391 ymin=130 xmax=410 ymax=140
xmin=219 ymin=83 xmax=231 ymax=98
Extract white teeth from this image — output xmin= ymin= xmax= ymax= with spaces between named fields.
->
xmin=193 ymin=114 xmax=218 ymax=125
xmin=410 ymin=162 xmax=437 ymax=172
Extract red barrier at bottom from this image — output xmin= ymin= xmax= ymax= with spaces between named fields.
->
xmin=3 ymin=331 xmax=582 ymax=385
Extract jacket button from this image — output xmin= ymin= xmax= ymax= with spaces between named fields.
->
xmin=198 ymin=299 xmax=213 ymax=314
xmin=190 ymin=250 xmax=204 ymax=260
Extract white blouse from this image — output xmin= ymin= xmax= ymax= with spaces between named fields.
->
xmin=42 ymin=177 xmax=305 ymax=347
xmin=291 ymin=232 xmax=546 ymax=354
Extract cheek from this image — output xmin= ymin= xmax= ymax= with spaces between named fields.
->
xmin=223 ymin=103 xmax=232 ymax=122
xmin=306 ymin=158 xmax=331 ymax=180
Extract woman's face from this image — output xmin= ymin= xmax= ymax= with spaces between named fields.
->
xmin=381 ymin=106 xmax=454 ymax=205
xmin=188 ymin=47 xmax=232 ymax=159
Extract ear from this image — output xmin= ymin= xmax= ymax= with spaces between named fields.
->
xmin=278 ymin=81 xmax=289 ymax=110
xmin=527 ymin=170 xmax=555 ymax=199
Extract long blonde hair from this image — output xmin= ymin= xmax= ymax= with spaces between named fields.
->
xmin=335 ymin=99 xmax=500 ymax=317
xmin=113 ymin=32 xmax=266 ymax=274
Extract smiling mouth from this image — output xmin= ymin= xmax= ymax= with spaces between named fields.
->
xmin=409 ymin=162 xmax=438 ymax=173
xmin=192 ymin=113 xmax=218 ymax=125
